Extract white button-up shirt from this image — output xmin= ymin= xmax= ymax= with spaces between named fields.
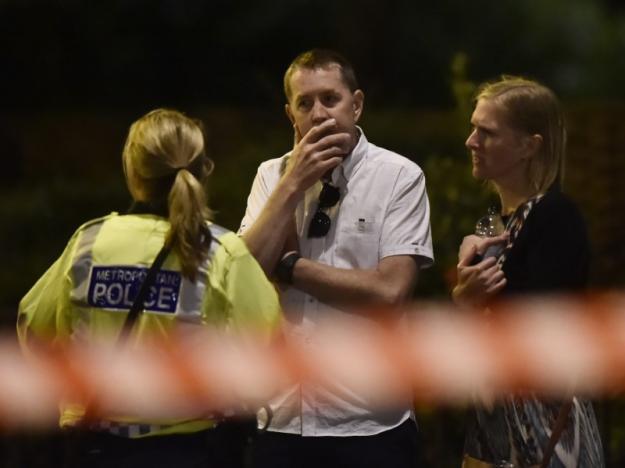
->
xmin=239 ymin=130 xmax=434 ymax=436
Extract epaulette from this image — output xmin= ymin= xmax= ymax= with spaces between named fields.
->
xmin=206 ymin=222 xmax=230 ymax=241
xmin=75 ymin=212 xmax=119 ymax=234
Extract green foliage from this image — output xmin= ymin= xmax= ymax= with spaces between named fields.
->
xmin=0 ymin=177 xmax=128 ymax=326
xmin=420 ymin=154 xmax=492 ymax=297
xmin=415 ymin=52 xmax=493 ymax=298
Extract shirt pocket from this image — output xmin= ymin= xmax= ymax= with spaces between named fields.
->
xmin=335 ymin=218 xmax=381 ymax=268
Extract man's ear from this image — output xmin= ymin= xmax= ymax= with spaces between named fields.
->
xmin=285 ymin=103 xmax=302 ymax=145
xmin=285 ymin=104 xmax=295 ymax=125
xmin=352 ymin=90 xmax=364 ymax=123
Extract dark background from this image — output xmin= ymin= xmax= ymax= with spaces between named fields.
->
xmin=1 ymin=0 xmax=625 ymax=466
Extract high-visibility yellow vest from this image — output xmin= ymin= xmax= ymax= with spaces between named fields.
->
xmin=18 ymin=212 xmax=281 ymax=437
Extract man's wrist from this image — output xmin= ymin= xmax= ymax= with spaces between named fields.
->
xmin=275 ymin=251 xmax=301 ymax=284
xmin=276 ymin=177 xmax=305 ymax=208
xmin=452 ymin=284 xmax=482 ymax=310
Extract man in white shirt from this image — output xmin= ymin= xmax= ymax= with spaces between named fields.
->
xmin=239 ymin=49 xmax=434 ymax=468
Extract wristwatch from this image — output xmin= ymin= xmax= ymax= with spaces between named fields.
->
xmin=275 ymin=251 xmax=301 ymax=284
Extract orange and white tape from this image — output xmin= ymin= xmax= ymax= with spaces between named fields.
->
xmin=6 ymin=293 xmax=625 ymax=428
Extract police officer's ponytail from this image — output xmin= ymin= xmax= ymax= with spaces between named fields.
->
xmin=167 ymin=157 xmax=213 ymax=280
xmin=123 ymin=109 xmax=214 ymax=281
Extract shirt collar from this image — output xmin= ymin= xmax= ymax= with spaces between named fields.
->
xmin=127 ymin=200 xmax=168 ymax=217
xmin=334 ymin=126 xmax=367 ymax=184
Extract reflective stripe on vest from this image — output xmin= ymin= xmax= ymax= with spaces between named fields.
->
xmin=70 ymin=219 xmax=225 ymax=322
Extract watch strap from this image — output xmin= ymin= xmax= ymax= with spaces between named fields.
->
xmin=275 ymin=251 xmax=301 ymax=284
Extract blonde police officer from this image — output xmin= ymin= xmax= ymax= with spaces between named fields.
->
xmin=17 ymin=109 xmax=281 ymax=468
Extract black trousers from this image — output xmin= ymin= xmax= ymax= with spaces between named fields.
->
xmin=251 ymin=419 xmax=422 ymax=468
xmin=67 ymin=425 xmax=251 ymax=468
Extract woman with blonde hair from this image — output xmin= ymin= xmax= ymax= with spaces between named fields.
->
xmin=18 ymin=108 xmax=281 ymax=467
xmin=453 ymin=77 xmax=604 ymax=467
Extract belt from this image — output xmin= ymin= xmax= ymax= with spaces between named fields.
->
xmin=462 ymin=455 xmax=540 ymax=468
xmin=462 ymin=455 xmax=497 ymax=468
xmin=89 ymin=420 xmax=174 ymax=437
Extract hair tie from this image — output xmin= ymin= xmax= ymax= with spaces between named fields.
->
xmin=173 ymin=154 xmax=207 ymax=177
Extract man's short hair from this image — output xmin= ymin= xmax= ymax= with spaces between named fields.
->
xmin=283 ymin=49 xmax=359 ymax=101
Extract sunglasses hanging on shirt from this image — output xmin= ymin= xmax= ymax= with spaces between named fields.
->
xmin=307 ymin=182 xmax=341 ymax=238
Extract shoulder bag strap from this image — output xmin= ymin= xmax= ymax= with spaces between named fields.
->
xmin=116 ymin=243 xmax=172 ymax=346
xmin=539 ymin=400 xmax=573 ymax=468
